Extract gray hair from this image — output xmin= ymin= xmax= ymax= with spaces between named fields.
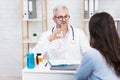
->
xmin=53 ymin=5 xmax=69 ymax=15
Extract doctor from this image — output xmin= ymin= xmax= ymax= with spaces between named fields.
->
xmin=31 ymin=5 xmax=90 ymax=60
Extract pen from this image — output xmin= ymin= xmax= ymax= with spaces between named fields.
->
xmin=45 ymin=62 xmax=48 ymax=67
xmin=56 ymin=64 xmax=74 ymax=66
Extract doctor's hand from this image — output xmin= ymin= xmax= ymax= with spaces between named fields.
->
xmin=48 ymin=28 xmax=63 ymax=42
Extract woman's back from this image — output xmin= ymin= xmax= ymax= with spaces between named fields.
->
xmin=87 ymin=48 xmax=119 ymax=80
xmin=75 ymin=12 xmax=120 ymax=80
xmin=75 ymin=48 xmax=119 ymax=80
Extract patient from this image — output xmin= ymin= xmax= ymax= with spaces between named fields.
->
xmin=75 ymin=12 xmax=120 ymax=80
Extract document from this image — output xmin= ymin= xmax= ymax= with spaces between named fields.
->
xmin=117 ymin=21 xmax=120 ymax=37
xmin=48 ymin=60 xmax=80 ymax=71
xmin=23 ymin=0 xmax=28 ymax=20
xmin=94 ymin=0 xmax=99 ymax=13
xmin=84 ymin=0 xmax=89 ymax=19
xmin=28 ymin=0 xmax=37 ymax=19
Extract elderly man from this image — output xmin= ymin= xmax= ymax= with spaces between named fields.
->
xmin=31 ymin=5 xmax=90 ymax=60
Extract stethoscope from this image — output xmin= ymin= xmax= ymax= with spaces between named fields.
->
xmin=52 ymin=25 xmax=74 ymax=41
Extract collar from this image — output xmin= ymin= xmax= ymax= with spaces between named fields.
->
xmin=52 ymin=25 xmax=71 ymax=32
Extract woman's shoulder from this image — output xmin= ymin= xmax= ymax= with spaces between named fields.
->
xmin=84 ymin=48 xmax=100 ymax=56
xmin=83 ymin=48 xmax=103 ymax=61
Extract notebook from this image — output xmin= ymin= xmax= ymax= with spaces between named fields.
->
xmin=48 ymin=60 xmax=80 ymax=71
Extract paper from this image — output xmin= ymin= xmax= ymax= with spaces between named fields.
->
xmin=50 ymin=64 xmax=79 ymax=71
xmin=48 ymin=60 xmax=80 ymax=67
xmin=47 ymin=60 xmax=80 ymax=71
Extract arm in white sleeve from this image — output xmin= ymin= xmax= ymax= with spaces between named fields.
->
xmin=79 ymin=29 xmax=91 ymax=53
xmin=31 ymin=31 xmax=51 ymax=55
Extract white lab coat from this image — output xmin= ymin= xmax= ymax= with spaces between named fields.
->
xmin=31 ymin=26 xmax=91 ymax=60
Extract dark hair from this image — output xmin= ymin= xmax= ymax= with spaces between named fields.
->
xmin=89 ymin=12 xmax=120 ymax=77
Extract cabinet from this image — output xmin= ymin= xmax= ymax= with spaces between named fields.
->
xmin=20 ymin=0 xmax=48 ymax=68
xmin=82 ymin=0 xmax=120 ymax=38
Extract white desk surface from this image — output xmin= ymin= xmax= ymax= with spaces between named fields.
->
xmin=22 ymin=60 xmax=80 ymax=80
xmin=23 ymin=67 xmax=75 ymax=74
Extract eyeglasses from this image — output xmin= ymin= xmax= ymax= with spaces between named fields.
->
xmin=55 ymin=15 xmax=70 ymax=21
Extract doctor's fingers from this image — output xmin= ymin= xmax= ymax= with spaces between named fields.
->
xmin=49 ymin=30 xmax=61 ymax=38
xmin=49 ymin=34 xmax=61 ymax=41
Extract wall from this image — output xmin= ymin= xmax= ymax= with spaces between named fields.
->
xmin=99 ymin=0 xmax=120 ymax=19
xmin=0 ymin=0 xmax=22 ymax=77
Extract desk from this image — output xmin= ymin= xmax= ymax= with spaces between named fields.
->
xmin=22 ymin=67 xmax=76 ymax=80
xmin=22 ymin=60 xmax=80 ymax=80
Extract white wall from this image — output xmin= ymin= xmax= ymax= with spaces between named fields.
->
xmin=99 ymin=0 xmax=120 ymax=19
xmin=0 ymin=0 xmax=120 ymax=77
xmin=0 ymin=0 xmax=22 ymax=77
